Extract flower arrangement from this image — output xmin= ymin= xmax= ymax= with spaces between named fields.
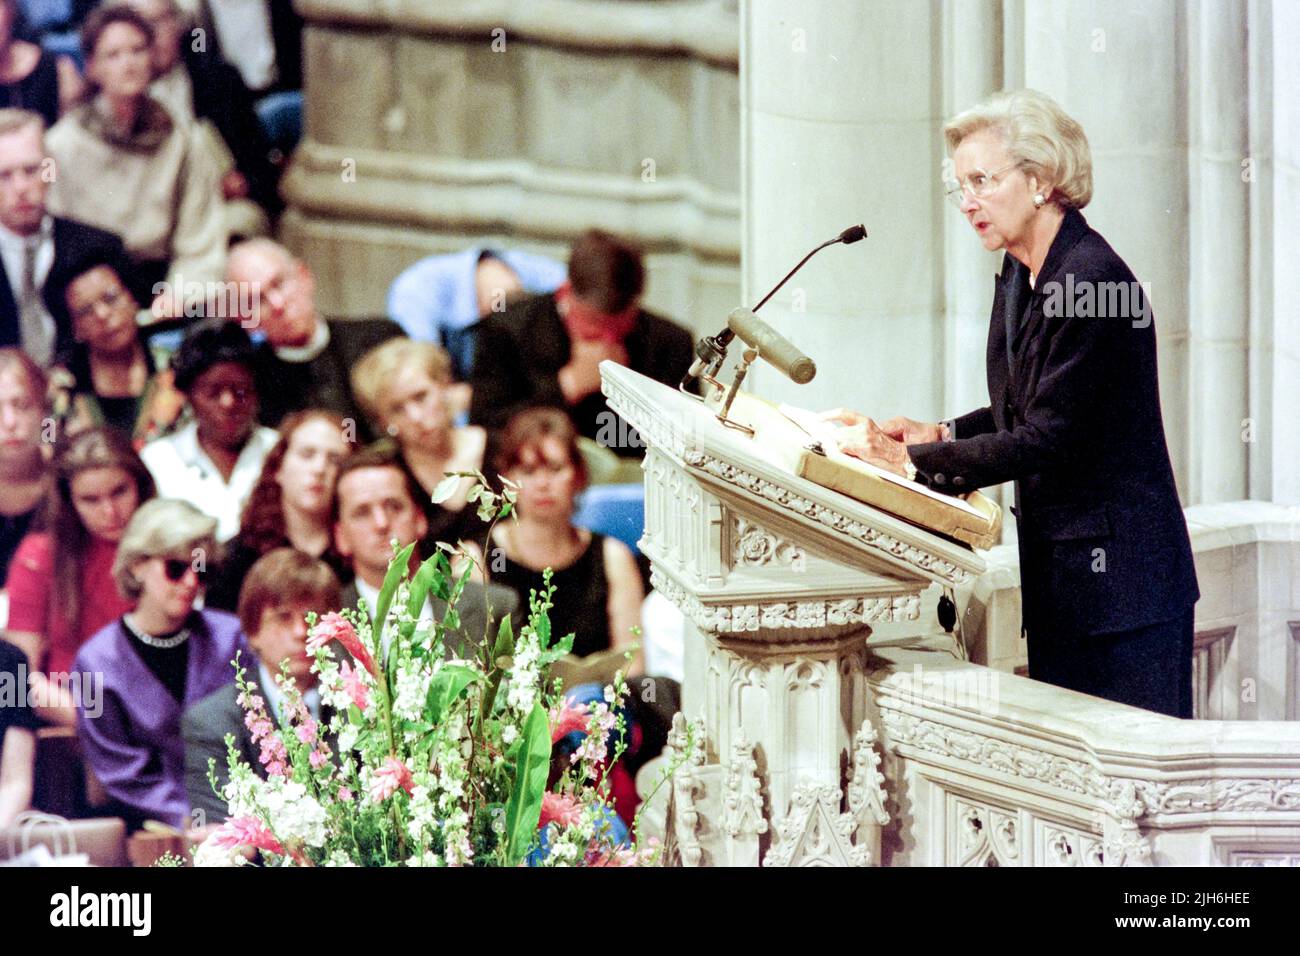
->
xmin=195 ymin=478 xmax=667 ymax=867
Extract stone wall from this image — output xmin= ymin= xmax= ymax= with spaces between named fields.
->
xmin=282 ymin=0 xmax=741 ymax=336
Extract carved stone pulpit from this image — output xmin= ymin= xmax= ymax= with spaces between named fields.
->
xmin=601 ymin=363 xmax=988 ymax=866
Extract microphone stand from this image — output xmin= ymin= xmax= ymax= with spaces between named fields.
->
xmin=680 ymin=224 xmax=867 ymax=395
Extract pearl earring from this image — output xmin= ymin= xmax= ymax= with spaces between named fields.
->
xmin=1033 ymin=194 xmax=1046 ymax=208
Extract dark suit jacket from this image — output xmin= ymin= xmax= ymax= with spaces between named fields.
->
xmin=197 ymin=0 xmax=303 ymax=93
xmin=252 ymin=317 xmax=402 ymax=443
xmin=182 ymin=673 xmax=337 ymax=824
xmin=341 ymin=576 xmax=519 ymax=661
xmin=468 ymin=292 xmax=694 ymax=457
xmin=1 ymin=216 xmax=133 ymax=360
xmin=908 ymin=208 xmax=1199 ymax=637
xmin=182 ymin=43 xmax=282 ymax=215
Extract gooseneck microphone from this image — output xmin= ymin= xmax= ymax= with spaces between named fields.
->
xmin=727 ymin=308 xmax=816 ymax=384
xmin=681 ymin=223 xmax=867 ymax=388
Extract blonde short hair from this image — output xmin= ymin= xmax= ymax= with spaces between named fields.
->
xmin=113 ymin=498 xmax=219 ymax=601
xmin=350 ymin=337 xmax=454 ymax=428
xmin=944 ymin=89 xmax=1093 ymax=210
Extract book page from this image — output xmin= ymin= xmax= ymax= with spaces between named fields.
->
xmin=778 ymin=403 xmax=986 ymax=519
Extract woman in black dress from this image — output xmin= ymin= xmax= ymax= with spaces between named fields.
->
xmin=489 ymin=408 xmax=643 ymax=673
xmin=0 ymin=0 xmax=84 ymax=125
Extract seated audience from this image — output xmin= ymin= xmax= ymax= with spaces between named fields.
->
xmin=0 ymin=107 xmax=135 ymax=367
xmin=6 ymin=426 xmax=155 ymax=726
xmin=489 ymin=408 xmax=644 ymax=674
xmin=183 ymin=547 xmax=340 ymax=824
xmin=469 ymin=229 xmax=693 ymax=459
xmin=74 ymin=497 xmax=248 ymax=831
xmin=332 ymin=444 xmax=517 ymax=657
xmin=123 ymin=0 xmax=280 ymax=234
xmin=224 ymin=238 xmax=402 ymax=442
xmin=45 ymin=4 xmax=226 ymax=306
xmin=194 ymin=0 xmax=301 ymax=97
xmin=0 ymin=636 xmax=36 ymax=828
xmin=205 ymin=408 xmax=353 ymax=611
xmin=387 ymin=247 xmax=566 ymax=381
xmin=0 ymin=349 xmax=48 ymax=582
xmin=51 ymin=252 xmax=183 ymax=445
xmin=0 ymin=0 xmax=84 ymax=126
xmin=350 ymin=337 xmax=486 ymax=542
xmin=139 ymin=317 xmax=278 ymax=542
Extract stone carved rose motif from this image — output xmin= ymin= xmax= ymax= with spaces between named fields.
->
xmin=733 ymin=518 xmax=805 ymax=570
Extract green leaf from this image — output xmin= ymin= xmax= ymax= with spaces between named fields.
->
xmin=430 ymin=474 xmax=461 ymax=505
xmin=406 ymin=552 xmax=447 ymax=621
xmin=425 ymin=665 xmax=478 ymax=725
xmin=373 ymin=542 xmax=416 ymax=641
xmin=503 ymin=703 xmax=551 ymax=865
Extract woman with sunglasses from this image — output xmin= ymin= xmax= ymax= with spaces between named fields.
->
xmin=827 ymin=89 xmax=1198 ymax=718
xmin=73 ymin=497 xmax=249 ymax=832
xmin=6 ymin=427 xmax=156 ymax=727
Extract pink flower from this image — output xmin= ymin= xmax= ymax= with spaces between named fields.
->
xmin=338 ymin=787 xmax=354 ymax=801
xmin=309 ymin=749 xmax=329 ymax=769
xmin=550 ymin=699 xmax=590 ymax=743
xmin=339 ymin=661 xmax=370 ymax=711
xmin=309 ymin=612 xmax=376 ymax=677
xmin=211 ymin=817 xmax=285 ymax=856
xmin=538 ymin=791 xmax=584 ymax=830
xmin=295 ymin=717 xmax=318 ymax=746
xmin=368 ymin=757 xmax=415 ymax=802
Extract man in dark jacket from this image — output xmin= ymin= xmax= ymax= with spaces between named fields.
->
xmin=469 ymin=229 xmax=694 ymax=458
xmin=225 ymin=238 xmax=403 ymax=444
xmin=0 ymin=108 xmax=137 ymax=365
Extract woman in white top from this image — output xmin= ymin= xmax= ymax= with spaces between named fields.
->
xmin=44 ymin=5 xmax=226 ymax=314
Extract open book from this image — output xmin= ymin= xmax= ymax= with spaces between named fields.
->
xmin=708 ymin=390 xmax=1001 ymax=550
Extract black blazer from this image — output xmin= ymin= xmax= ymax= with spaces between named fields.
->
xmin=0 ymin=216 xmax=133 ymax=360
xmin=908 ymin=208 xmax=1199 ymax=637
xmin=252 ymin=316 xmax=402 ymax=443
xmin=468 ymin=292 xmax=694 ymax=457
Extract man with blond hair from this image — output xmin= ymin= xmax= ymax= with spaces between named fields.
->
xmin=0 ymin=108 xmax=136 ymax=366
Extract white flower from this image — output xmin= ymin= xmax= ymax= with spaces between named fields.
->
xmin=501 ymin=725 xmax=518 ymax=746
xmin=192 ymin=835 xmax=248 ymax=868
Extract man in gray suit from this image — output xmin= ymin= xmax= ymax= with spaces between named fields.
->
xmin=182 ymin=548 xmax=342 ymax=827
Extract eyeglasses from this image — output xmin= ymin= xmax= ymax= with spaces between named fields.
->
xmin=161 ymin=558 xmax=206 ymax=583
xmin=943 ymin=162 xmax=1022 ymax=208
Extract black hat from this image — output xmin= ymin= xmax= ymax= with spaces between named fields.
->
xmin=171 ymin=318 xmax=257 ymax=393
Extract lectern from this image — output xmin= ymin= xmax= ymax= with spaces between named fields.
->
xmin=601 ymin=362 xmax=989 ymax=866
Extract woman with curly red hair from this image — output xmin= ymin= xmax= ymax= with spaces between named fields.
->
xmin=205 ymin=409 xmax=352 ymax=611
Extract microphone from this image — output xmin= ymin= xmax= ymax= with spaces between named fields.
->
xmin=727 ymin=308 xmax=816 ymax=384
xmin=680 ymin=223 xmax=867 ymax=388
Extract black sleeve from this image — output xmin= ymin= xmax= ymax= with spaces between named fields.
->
xmin=908 ymin=311 xmax=1114 ymax=492
xmin=469 ymin=317 xmax=566 ymax=431
xmin=950 ymin=406 xmax=996 ymax=439
xmin=0 ymin=641 xmax=38 ymax=735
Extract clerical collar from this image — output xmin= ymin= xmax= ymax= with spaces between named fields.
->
xmin=274 ymin=319 xmax=330 ymax=363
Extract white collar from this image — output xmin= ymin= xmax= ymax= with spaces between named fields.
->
xmin=273 ymin=318 xmax=330 ymax=363
xmin=258 ymin=660 xmax=320 ymax=724
xmin=0 ymin=214 xmax=52 ymax=249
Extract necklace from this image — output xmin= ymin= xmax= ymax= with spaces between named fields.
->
xmin=123 ymin=613 xmax=191 ymax=649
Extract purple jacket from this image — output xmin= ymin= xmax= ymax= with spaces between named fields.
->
xmin=74 ymin=609 xmax=251 ymax=829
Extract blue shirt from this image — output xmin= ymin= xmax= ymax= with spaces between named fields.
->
xmin=386 ymin=247 xmax=566 ymax=380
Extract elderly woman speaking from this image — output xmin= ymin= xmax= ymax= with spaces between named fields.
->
xmin=74 ymin=498 xmax=248 ymax=830
xmin=831 ymin=89 xmax=1199 ymax=718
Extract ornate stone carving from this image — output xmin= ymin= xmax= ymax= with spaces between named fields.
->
xmin=882 ymin=708 xmax=1300 ymax=829
xmin=681 ymin=450 xmax=972 ymax=585
xmin=764 ymin=784 xmax=871 ymax=867
xmin=651 ymin=568 xmax=920 ymax=636
xmin=1100 ymin=781 xmax=1152 ymax=867
xmin=723 ymin=731 xmax=768 ymax=839
xmin=732 ymin=515 xmax=806 ymax=570
xmin=951 ymin=798 xmax=1018 ymax=866
xmin=846 ymin=721 xmax=890 ymax=833
xmin=665 ymin=713 xmax=709 ymax=868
